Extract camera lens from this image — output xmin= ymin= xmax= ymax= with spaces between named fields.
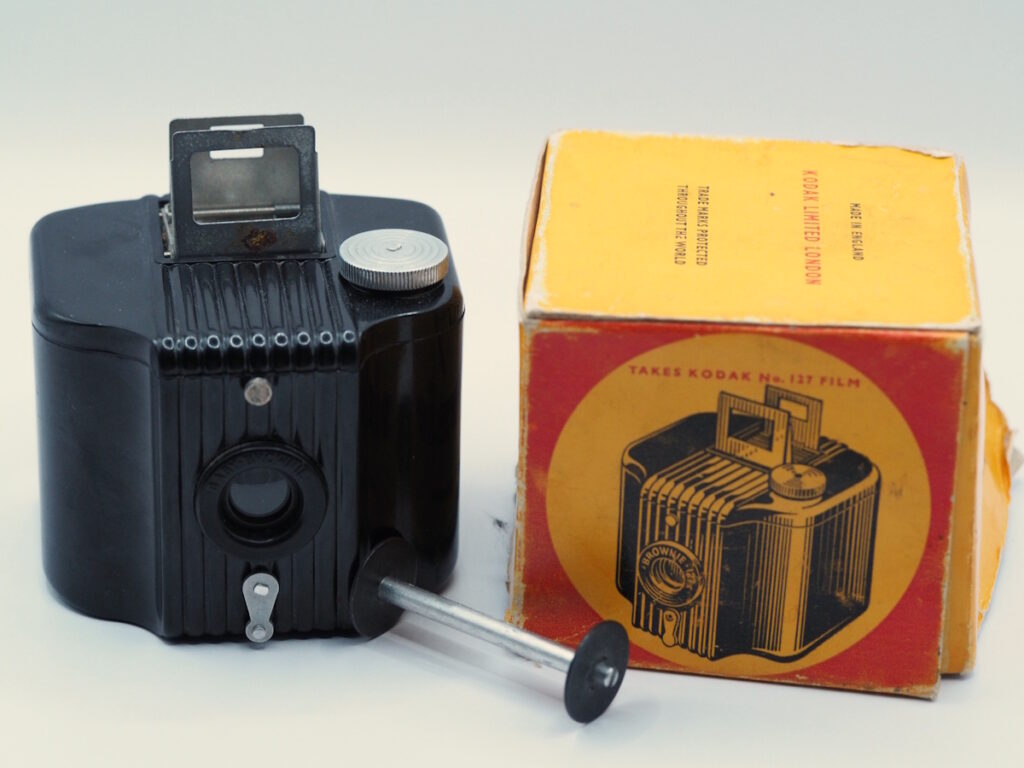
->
xmin=227 ymin=468 xmax=292 ymax=523
xmin=221 ymin=465 xmax=301 ymax=544
xmin=649 ymin=559 xmax=689 ymax=599
xmin=197 ymin=443 xmax=327 ymax=559
xmin=637 ymin=542 xmax=704 ymax=609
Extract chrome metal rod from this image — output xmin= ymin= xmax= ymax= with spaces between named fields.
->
xmin=379 ymin=577 xmax=576 ymax=672
xmin=356 ymin=540 xmax=628 ymax=723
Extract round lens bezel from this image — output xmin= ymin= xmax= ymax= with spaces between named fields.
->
xmin=195 ymin=442 xmax=327 ymax=559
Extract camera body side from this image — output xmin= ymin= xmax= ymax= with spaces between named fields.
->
xmin=32 ymin=191 xmax=463 ymax=639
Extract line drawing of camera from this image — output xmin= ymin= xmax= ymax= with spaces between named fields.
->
xmin=32 ymin=115 xmax=464 ymax=642
xmin=616 ymin=386 xmax=880 ymax=661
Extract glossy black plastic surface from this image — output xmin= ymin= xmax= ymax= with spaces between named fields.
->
xmin=349 ymin=537 xmax=418 ymax=639
xmin=564 ymin=622 xmax=629 ymax=724
xmin=32 ymin=191 xmax=463 ymax=638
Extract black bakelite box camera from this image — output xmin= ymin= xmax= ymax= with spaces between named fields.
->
xmin=32 ymin=115 xmax=464 ymax=639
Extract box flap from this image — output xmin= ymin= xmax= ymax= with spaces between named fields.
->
xmin=524 ymin=131 xmax=980 ymax=330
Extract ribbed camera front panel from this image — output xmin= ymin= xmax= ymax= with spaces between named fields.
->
xmin=156 ymin=370 xmax=354 ymax=637
xmin=156 ymin=258 xmax=358 ymax=374
xmin=154 ymin=258 xmax=359 ymax=638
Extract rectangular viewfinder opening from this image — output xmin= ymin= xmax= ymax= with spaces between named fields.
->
xmin=777 ymin=398 xmax=809 ymax=422
xmin=727 ymin=408 xmax=775 ymax=450
xmin=190 ymin=146 xmax=301 ymax=224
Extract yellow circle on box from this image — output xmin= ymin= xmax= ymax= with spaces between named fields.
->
xmin=546 ymin=334 xmax=930 ymax=676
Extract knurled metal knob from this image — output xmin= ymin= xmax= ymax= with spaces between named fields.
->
xmin=338 ymin=228 xmax=449 ymax=291
xmin=770 ymin=463 xmax=827 ymax=500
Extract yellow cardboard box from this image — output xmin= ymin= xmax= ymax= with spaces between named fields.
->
xmin=512 ymin=131 xmax=1011 ymax=695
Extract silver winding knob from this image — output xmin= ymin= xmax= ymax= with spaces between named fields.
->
xmin=770 ymin=463 xmax=827 ymax=501
xmin=338 ymin=228 xmax=449 ymax=291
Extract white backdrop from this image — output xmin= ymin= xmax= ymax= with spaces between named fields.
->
xmin=1 ymin=2 xmax=1021 ymax=765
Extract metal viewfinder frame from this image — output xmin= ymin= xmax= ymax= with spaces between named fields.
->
xmin=166 ymin=114 xmax=322 ymax=259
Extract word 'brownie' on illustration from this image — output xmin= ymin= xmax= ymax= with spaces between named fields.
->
xmin=617 ymin=386 xmax=880 ymax=661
